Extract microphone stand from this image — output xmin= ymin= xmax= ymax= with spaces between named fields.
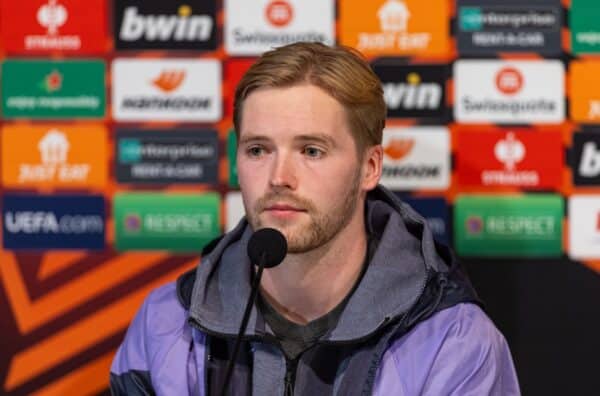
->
xmin=219 ymin=251 xmax=267 ymax=396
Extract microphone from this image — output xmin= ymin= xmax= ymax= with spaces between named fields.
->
xmin=220 ymin=228 xmax=287 ymax=396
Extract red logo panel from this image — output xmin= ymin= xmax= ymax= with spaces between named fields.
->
xmin=456 ymin=128 xmax=563 ymax=189
xmin=1 ymin=0 xmax=106 ymax=54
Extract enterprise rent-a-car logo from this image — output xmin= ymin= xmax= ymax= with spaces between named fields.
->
xmin=457 ymin=0 xmax=561 ymax=55
xmin=114 ymin=0 xmax=216 ymax=50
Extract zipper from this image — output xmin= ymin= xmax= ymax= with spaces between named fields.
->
xmin=284 ymin=358 xmax=298 ymax=396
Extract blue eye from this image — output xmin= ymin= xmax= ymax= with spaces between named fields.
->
xmin=304 ymin=146 xmax=324 ymax=158
xmin=246 ymin=146 xmax=264 ymax=157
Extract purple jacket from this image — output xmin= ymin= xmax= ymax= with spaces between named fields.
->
xmin=111 ymin=186 xmax=520 ymax=395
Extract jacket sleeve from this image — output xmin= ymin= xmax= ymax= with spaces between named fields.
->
xmin=373 ymin=303 xmax=521 ymax=396
xmin=110 ymin=282 xmax=206 ymax=396
xmin=110 ymin=287 xmax=157 ymax=396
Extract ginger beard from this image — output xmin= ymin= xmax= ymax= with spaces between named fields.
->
xmin=245 ymin=168 xmax=362 ymax=254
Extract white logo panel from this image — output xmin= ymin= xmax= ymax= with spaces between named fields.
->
xmin=225 ymin=191 xmax=246 ymax=232
xmin=225 ymin=0 xmax=335 ymax=55
xmin=380 ymin=126 xmax=450 ymax=190
xmin=454 ymin=60 xmax=564 ymax=124
xmin=112 ymin=58 xmax=221 ymax=122
xmin=569 ymin=195 xmax=600 ymax=259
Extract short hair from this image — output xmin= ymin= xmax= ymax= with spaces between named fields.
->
xmin=233 ymin=42 xmax=386 ymax=154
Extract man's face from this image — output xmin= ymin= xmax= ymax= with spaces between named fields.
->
xmin=237 ymin=84 xmax=367 ymax=254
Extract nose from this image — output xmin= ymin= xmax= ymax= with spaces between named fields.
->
xmin=269 ymin=152 xmax=297 ymax=190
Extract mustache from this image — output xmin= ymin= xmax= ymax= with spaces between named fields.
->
xmin=255 ymin=192 xmax=316 ymax=212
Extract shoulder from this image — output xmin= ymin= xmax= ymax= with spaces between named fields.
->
xmin=111 ymin=281 xmax=209 ymax=394
xmin=111 ymin=281 xmax=196 ymax=373
xmin=374 ymin=303 xmax=520 ymax=395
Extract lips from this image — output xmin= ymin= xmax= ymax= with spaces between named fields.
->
xmin=265 ymin=203 xmax=305 ymax=212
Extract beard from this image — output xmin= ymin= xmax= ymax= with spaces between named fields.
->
xmin=245 ymin=169 xmax=362 ymax=254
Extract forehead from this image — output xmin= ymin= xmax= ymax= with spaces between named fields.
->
xmin=239 ymin=84 xmax=352 ymax=142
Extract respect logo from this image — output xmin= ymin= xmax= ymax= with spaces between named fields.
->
xmin=454 ymin=194 xmax=563 ymax=257
xmin=114 ymin=193 xmax=220 ymax=252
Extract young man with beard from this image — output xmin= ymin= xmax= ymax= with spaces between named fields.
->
xmin=110 ymin=42 xmax=520 ymax=395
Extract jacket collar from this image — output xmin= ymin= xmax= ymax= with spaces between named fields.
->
xmin=187 ymin=185 xmax=450 ymax=342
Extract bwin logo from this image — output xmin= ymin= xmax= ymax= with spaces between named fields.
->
xmin=120 ymin=5 xmax=213 ymax=42
xmin=383 ymin=72 xmax=442 ymax=110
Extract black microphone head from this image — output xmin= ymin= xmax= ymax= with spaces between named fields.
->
xmin=247 ymin=228 xmax=287 ymax=268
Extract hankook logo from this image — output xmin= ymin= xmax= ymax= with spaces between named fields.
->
xmin=380 ymin=127 xmax=449 ymax=190
xmin=112 ymin=59 xmax=221 ymax=122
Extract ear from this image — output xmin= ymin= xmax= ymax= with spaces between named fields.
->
xmin=361 ymin=144 xmax=383 ymax=191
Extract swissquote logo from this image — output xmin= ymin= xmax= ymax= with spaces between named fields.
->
xmin=454 ymin=60 xmax=564 ymax=124
xmin=496 ymin=67 xmax=523 ymax=95
xmin=112 ymin=59 xmax=221 ymax=122
xmin=225 ymin=0 xmax=334 ymax=56
xmin=340 ymin=0 xmax=448 ymax=56
xmin=265 ymin=0 xmax=293 ymax=27
xmin=114 ymin=0 xmax=216 ymax=50
xmin=456 ymin=129 xmax=563 ymax=189
xmin=373 ymin=63 xmax=446 ymax=119
xmin=380 ymin=127 xmax=449 ymax=190
xmin=1 ymin=0 xmax=106 ymax=54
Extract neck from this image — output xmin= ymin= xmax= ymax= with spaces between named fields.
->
xmin=259 ymin=210 xmax=368 ymax=325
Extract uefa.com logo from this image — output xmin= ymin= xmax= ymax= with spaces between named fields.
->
xmin=2 ymin=195 xmax=106 ymax=250
xmin=454 ymin=60 xmax=564 ymax=124
xmin=225 ymin=0 xmax=334 ymax=55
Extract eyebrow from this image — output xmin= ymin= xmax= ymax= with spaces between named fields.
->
xmin=238 ymin=133 xmax=337 ymax=147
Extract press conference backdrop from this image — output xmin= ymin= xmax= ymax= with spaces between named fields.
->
xmin=0 ymin=0 xmax=598 ymax=395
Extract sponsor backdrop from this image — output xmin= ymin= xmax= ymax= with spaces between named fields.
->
xmin=0 ymin=0 xmax=598 ymax=395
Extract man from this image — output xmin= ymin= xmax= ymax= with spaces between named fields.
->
xmin=110 ymin=42 xmax=520 ymax=395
